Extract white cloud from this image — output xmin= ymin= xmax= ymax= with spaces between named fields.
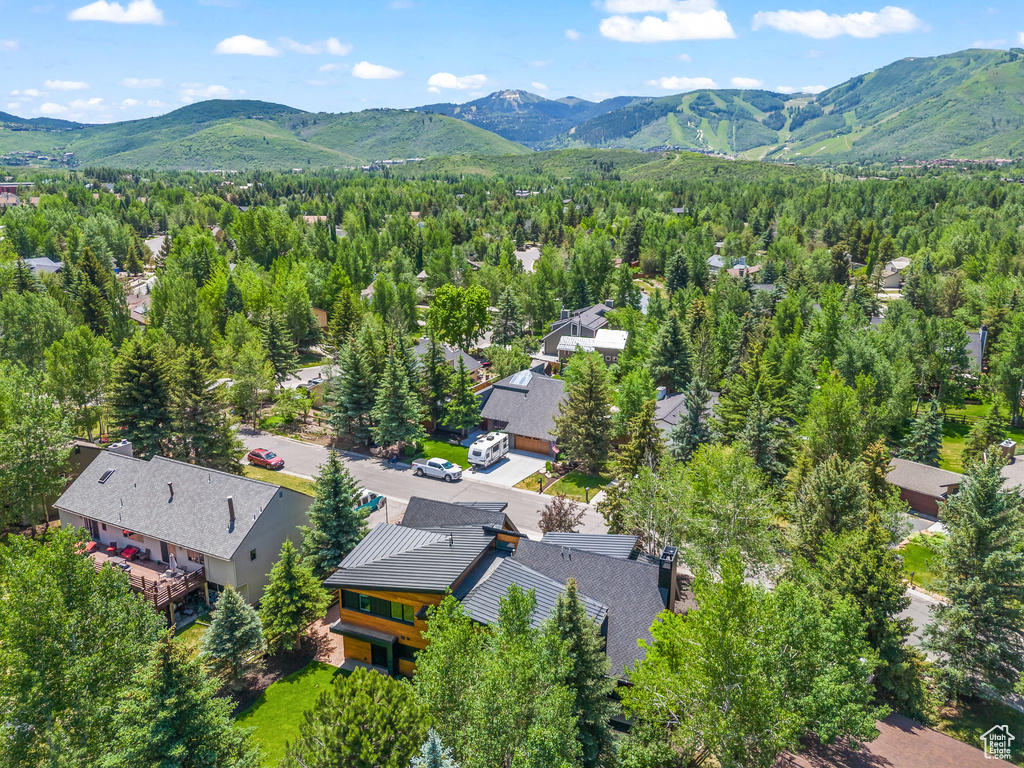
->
xmin=280 ymin=38 xmax=319 ymax=55
xmin=11 ymin=88 xmax=42 ymax=98
xmin=121 ymin=77 xmax=162 ymax=88
xmin=68 ymin=0 xmax=164 ymax=24
xmin=676 ymin=52 xmax=692 ymax=62
xmin=971 ymin=38 xmax=1006 ymax=48
xmin=327 ymin=38 xmax=352 ymax=55
xmin=532 ymin=81 xmax=548 ymax=91
xmin=307 ymin=80 xmax=328 ymax=87
xmin=427 ymin=86 xmax=441 ymax=94
xmin=600 ymin=0 xmax=735 ymax=42
xmin=776 ymin=85 xmax=796 ymax=94
xmin=214 ymin=35 xmax=279 ymax=56
xmin=179 ymin=83 xmax=230 ymax=103
xmin=44 ymin=80 xmax=90 ymax=91
xmin=565 ymin=28 xmax=581 ymax=40
xmin=751 ymin=6 xmax=925 ymax=39
xmin=351 ymin=61 xmax=403 ymax=79
xmin=278 ymin=37 xmax=351 ymax=56
xmin=647 ymin=75 xmax=718 ymax=90
xmin=7 ymin=103 xmax=20 ymax=111
xmin=802 ymin=84 xmax=827 ymax=93
xmin=0 ymin=40 xmax=18 ymax=52
xmin=427 ymin=72 xmax=487 ymax=90
xmin=1018 ymin=31 xmax=1024 ymax=44
xmin=120 ymin=98 xmax=140 ymax=107
xmin=147 ymin=99 xmax=164 ymax=107
xmin=731 ymin=76 xmax=763 ymax=88
xmin=38 ymin=102 xmax=68 ymax=115
xmin=319 ymin=63 xmax=347 ymax=72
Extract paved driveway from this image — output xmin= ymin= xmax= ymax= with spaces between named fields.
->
xmin=468 ymin=450 xmax=547 ymax=488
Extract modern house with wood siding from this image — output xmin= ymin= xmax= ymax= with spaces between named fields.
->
xmin=323 ymin=497 xmax=675 ymax=680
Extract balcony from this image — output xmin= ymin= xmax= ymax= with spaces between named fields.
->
xmin=89 ymin=548 xmax=206 ymax=612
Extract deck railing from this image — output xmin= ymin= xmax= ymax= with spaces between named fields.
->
xmin=93 ymin=560 xmax=205 ymax=609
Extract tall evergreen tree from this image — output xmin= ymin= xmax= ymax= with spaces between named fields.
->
xmin=411 ymin=730 xmax=458 ymax=768
xmin=441 ymin=357 xmax=481 ymax=436
xmin=545 ymin=579 xmax=618 ymax=768
xmin=229 ymin=340 xmax=275 ymax=428
xmin=665 ymin=248 xmax=688 ymax=293
xmin=961 ymin=400 xmax=1008 ymax=467
xmin=491 ymin=286 xmax=524 ymax=347
xmin=327 ymin=339 xmax=377 ymax=445
xmin=299 ymin=450 xmax=367 ymax=579
xmin=223 ymin=271 xmax=244 ymax=323
xmin=738 ymin=392 xmax=790 ymax=484
xmin=260 ymin=306 xmax=298 ymax=384
xmin=617 ymin=398 xmax=664 ymax=479
xmin=370 ymin=348 xmax=426 ymax=450
xmin=103 ymin=632 xmax=259 ymax=768
xmin=200 ymin=586 xmax=266 ymax=690
xmin=553 ymin=351 xmax=613 ymax=474
xmin=646 ymin=311 xmax=691 ymax=393
xmin=107 ymin=332 xmax=173 ymax=458
xmin=156 ymin=233 xmax=172 ymax=268
xmin=171 ymin=346 xmax=243 ymax=473
xmin=792 ymin=455 xmax=868 ymax=561
xmin=328 ymin=290 xmax=363 ymax=347
xmin=924 ymin=461 xmax=1024 ymax=699
xmin=899 ymin=401 xmax=944 ymax=466
xmin=260 ymin=540 xmax=331 ymax=653
xmin=614 ymin=367 xmax=656 ymax=438
xmin=669 ymin=376 xmax=712 ymax=463
xmin=421 ymin=337 xmax=453 ymax=431
xmin=714 ymin=343 xmax=788 ymax=442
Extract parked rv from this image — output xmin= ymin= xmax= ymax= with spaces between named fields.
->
xmin=468 ymin=431 xmax=510 ymax=469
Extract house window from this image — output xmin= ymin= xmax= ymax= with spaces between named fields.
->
xmin=101 ymin=523 xmax=107 ymax=531
xmin=341 ymin=590 xmax=415 ymax=625
xmin=250 ymin=549 xmax=257 ymax=561
xmin=128 ymin=532 xmax=144 ymax=543
xmin=187 ymin=550 xmax=204 ymax=564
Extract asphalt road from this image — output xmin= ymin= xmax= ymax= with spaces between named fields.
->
xmin=239 ymin=429 xmax=608 ymax=539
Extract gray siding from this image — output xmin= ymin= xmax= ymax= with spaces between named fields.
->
xmin=232 ymin=488 xmax=311 ymax=603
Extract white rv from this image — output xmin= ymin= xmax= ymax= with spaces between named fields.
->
xmin=468 ymin=432 xmax=510 ymax=468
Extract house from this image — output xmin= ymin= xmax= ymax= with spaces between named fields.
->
xmin=541 ymin=300 xmax=615 ymax=356
xmin=654 ymin=386 xmax=720 ymax=436
xmin=311 ymin=306 xmax=329 ymax=335
xmin=707 ymin=254 xmax=726 ymax=273
xmin=880 ymin=257 xmax=912 ymax=289
xmin=966 ymin=326 xmax=989 ymax=370
xmin=411 ymin=338 xmax=484 ymax=373
xmin=726 ymin=257 xmax=762 ymax=279
xmin=478 ymin=370 xmax=565 ymax=457
xmin=55 ymin=452 xmax=312 ymax=607
xmin=24 ymin=256 xmax=63 ymax=274
xmin=557 ymin=328 xmax=629 ymax=365
xmin=323 ymin=497 xmax=675 ymax=680
xmin=886 ymin=458 xmax=962 ymax=517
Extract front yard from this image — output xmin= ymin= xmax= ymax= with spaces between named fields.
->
xmin=899 ymin=532 xmax=945 ymax=594
xmin=406 ymin=437 xmax=470 ymax=468
xmin=939 ymin=401 xmax=1024 ymax=473
xmin=243 ymin=465 xmax=315 ymax=496
xmin=235 ymin=661 xmax=345 ymax=766
xmin=545 ymin=470 xmax=612 ymax=502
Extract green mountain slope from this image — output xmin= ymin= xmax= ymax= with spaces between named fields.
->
xmin=0 ymin=100 xmax=529 ymax=170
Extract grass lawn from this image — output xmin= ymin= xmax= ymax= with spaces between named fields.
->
xmin=899 ymin=532 xmax=945 ymax=594
xmin=939 ymin=401 xmax=1024 ymax=472
xmin=514 ymin=471 xmax=558 ymax=493
xmin=235 ymin=662 xmax=344 ymax=766
xmin=296 ymin=351 xmax=326 ymax=368
xmin=545 ymin=470 xmax=611 ymax=502
xmin=935 ymin=696 xmax=1024 ymax=765
xmin=173 ymin=621 xmax=209 ymax=660
xmin=243 ymin=466 xmax=314 ymax=496
xmin=407 ymin=437 xmax=470 ymax=467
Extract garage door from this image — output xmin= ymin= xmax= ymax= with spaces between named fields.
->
xmin=514 ymin=435 xmax=551 ymax=457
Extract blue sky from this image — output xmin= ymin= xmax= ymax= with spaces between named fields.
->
xmin=1 ymin=0 xmax=1022 ymax=123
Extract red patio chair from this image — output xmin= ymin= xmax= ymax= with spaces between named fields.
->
xmin=119 ymin=545 xmax=140 ymax=561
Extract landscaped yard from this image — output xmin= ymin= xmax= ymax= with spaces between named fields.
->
xmin=407 ymin=437 xmax=470 ymax=468
xmin=939 ymin=401 xmax=1024 ymax=472
xmin=935 ymin=696 xmax=1024 ymax=765
xmin=235 ymin=662 xmax=344 ymax=766
xmin=899 ymin=532 xmax=945 ymax=594
xmin=545 ymin=470 xmax=611 ymax=503
xmin=173 ymin=620 xmax=209 ymax=660
xmin=243 ymin=465 xmax=315 ymax=496
xmin=514 ymin=471 xmax=558 ymax=493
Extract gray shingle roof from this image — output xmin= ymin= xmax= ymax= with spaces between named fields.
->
xmin=888 ymin=458 xmax=963 ymax=498
xmin=543 ymin=303 xmax=611 ymax=340
xmin=654 ymin=390 xmax=720 ymax=433
xmin=411 ymin=339 xmax=483 ymax=372
xmin=540 ymin=533 xmax=639 ymax=560
xmin=965 ymin=330 xmax=987 ymax=370
xmin=323 ymin=524 xmax=495 ymax=593
xmin=54 ymin=453 xmax=294 ymax=560
xmin=462 ymin=559 xmax=609 ymax=629
xmin=399 ymin=497 xmax=513 ymax=532
xmin=511 ymin=538 xmax=666 ymax=678
xmin=479 ymin=372 xmax=565 ymax=442
xmin=25 ymin=256 xmax=62 ymax=273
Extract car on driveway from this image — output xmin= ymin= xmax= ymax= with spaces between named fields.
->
xmin=247 ymin=448 xmax=284 ymax=469
xmin=412 ymin=457 xmax=463 ymax=482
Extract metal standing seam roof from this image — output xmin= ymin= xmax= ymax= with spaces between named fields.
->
xmin=887 ymin=458 xmax=963 ymax=498
xmin=54 ymin=453 xmax=290 ymax=561
xmin=478 ymin=372 xmax=565 ymax=443
xmin=462 ymin=558 xmax=609 ymax=629
xmin=540 ymin=533 xmax=639 ymax=560
xmin=323 ymin=524 xmax=496 ymax=593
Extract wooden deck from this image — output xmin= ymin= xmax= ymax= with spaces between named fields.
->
xmin=90 ymin=551 xmax=206 ymax=611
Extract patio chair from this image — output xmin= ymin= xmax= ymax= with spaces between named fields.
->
xmin=119 ymin=545 xmax=141 ymax=561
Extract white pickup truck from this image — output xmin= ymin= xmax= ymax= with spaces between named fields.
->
xmin=411 ymin=457 xmax=463 ymax=482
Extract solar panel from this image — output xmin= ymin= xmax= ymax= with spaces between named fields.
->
xmin=509 ymin=370 xmax=533 ymax=387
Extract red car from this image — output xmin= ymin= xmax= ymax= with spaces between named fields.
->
xmin=247 ymin=448 xmax=284 ymax=470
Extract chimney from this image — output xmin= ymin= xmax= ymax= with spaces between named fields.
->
xmin=659 ymin=545 xmax=678 ymax=610
xmin=656 ymin=386 xmax=667 ymax=401
xmin=228 ymin=496 xmax=235 ymax=525
xmin=560 ymin=308 xmax=571 ymax=320
xmin=604 ymin=298 xmax=614 ymax=309
xmin=167 ymin=481 xmax=173 ymax=500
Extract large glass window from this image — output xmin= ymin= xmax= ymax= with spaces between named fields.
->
xmin=342 ymin=590 xmax=415 ymax=625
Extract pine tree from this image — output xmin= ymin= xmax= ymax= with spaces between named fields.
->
xmin=156 ymin=233 xmax=172 ymax=268
xmin=713 ymin=343 xmax=789 ymax=442
xmin=260 ymin=540 xmax=331 ymax=653
xmin=961 ymin=400 xmax=1008 ymax=467
xmin=107 ymin=332 xmax=173 ymax=458
xmin=328 ymin=290 xmax=363 ymax=347
xmin=223 ymin=271 xmax=244 ymax=320
xmin=669 ymin=376 xmax=712 ymax=463
xmin=421 ymin=336 xmax=453 ymax=430
xmin=123 ymin=242 xmax=144 ymax=276
xmin=229 ymin=341 xmax=275 ymax=428
xmin=200 ymin=585 xmax=266 ymax=690
xmin=617 ymin=399 xmax=664 ymax=479
xmin=491 ymin=286 xmax=524 ymax=346
xmin=665 ymin=248 xmax=688 ymax=293
xmin=327 ymin=339 xmax=377 ymax=445
xmin=299 ymin=450 xmax=367 ymax=579
xmin=924 ymin=460 xmax=1024 ymax=699
xmin=553 ymin=352 xmax=613 ymax=474
xmin=615 ymin=367 xmax=656 ymax=438
xmin=613 ymin=261 xmax=641 ymax=310
xmin=411 ymin=729 xmax=458 ymax=768
xmin=545 ymin=579 xmax=618 ymax=768
xmin=102 ymin=632 xmax=259 ymax=768
xmin=441 ymin=357 xmax=481 ymax=436
xmin=171 ymin=346 xmax=243 ymax=473
xmin=646 ymin=311 xmax=691 ymax=393
xmin=260 ymin=306 xmax=298 ymax=384
xmin=370 ymin=348 xmax=426 ymax=451
xmin=900 ymin=402 xmax=943 ymax=466
xmin=75 ymin=248 xmax=114 ymax=336
xmin=282 ymin=667 xmax=429 ymax=768
xmin=738 ymin=392 xmax=789 ymax=484
xmin=792 ymin=455 xmax=868 ymax=561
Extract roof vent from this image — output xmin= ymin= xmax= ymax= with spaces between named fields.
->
xmin=228 ymin=496 xmax=235 ymax=524
xmin=98 ymin=469 xmax=115 ymax=484
xmin=167 ymin=481 xmax=174 ymax=499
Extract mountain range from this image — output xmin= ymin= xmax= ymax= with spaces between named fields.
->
xmin=2 ymin=47 xmax=1024 ymax=169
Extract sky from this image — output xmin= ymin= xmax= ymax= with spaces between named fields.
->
xmin=1 ymin=0 xmax=1023 ymax=123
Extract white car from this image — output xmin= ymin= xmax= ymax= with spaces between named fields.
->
xmin=411 ymin=457 xmax=463 ymax=482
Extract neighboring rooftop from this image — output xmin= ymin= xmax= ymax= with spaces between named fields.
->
xmin=557 ymin=328 xmax=629 ymax=354
xmin=479 ymin=371 xmax=566 ymax=442
xmin=399 ymin=497 xmax=515 ymax=532
xmin=411 ymin=339 xmax=483 ymax=372
xmin=654 ymin=389 xmax=720 ymax=433
xmin=540 ymin=532 xmax=639 ymax=560
xmin=24 ymin=256 xmax=62 ymax=274
xmin=545 ymin=302 xmax=613 ymax=337
xmin=887 ymin=458 xmax=963 ymax=497
xmin=54 ymin=453 xmax=288 ymax=560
